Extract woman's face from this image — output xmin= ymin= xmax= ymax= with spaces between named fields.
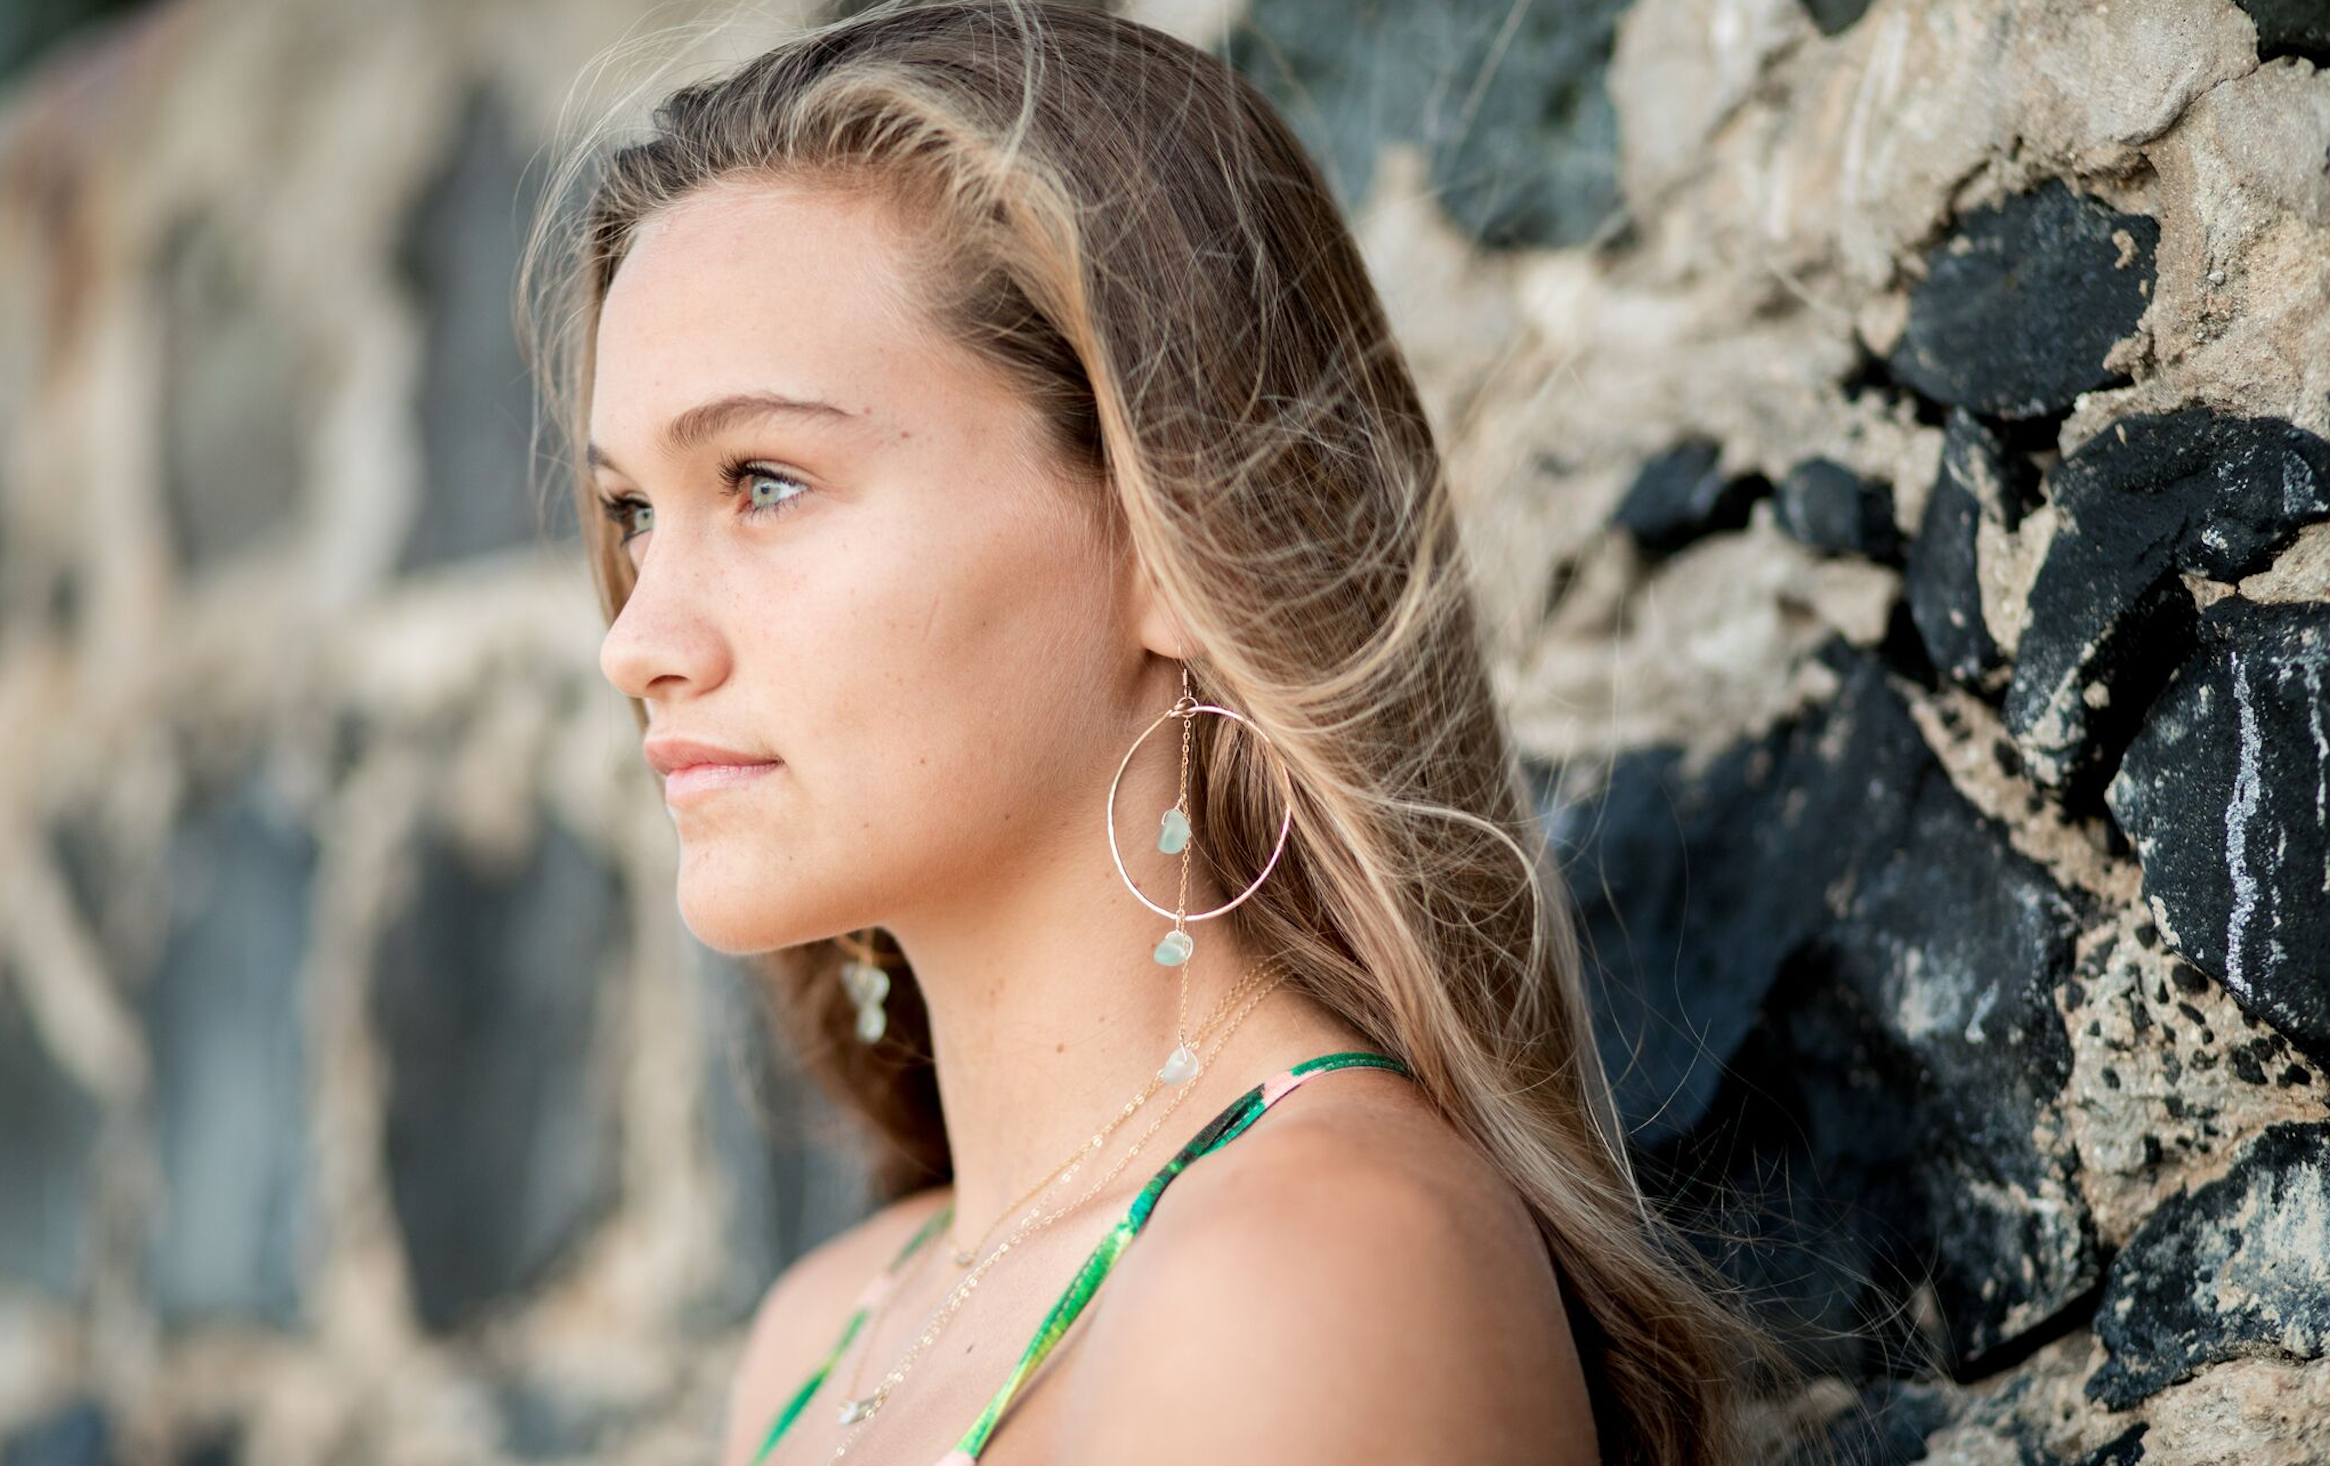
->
xmin=590 ymin=178 xmax=1142 ymax=955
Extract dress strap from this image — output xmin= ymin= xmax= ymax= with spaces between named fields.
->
xmin=934 ymin=1049 xmax=1412 ymax=1463
xmin=752 ymin=1200 xmax=955 ymax=1462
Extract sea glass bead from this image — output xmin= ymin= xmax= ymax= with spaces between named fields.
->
xmin=1157 ymin=806 xmax=1191 ymax=854
xmin=1152 ymin=928 xmax=1194 ymax=965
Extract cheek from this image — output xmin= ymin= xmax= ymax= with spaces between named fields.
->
xmin=803 ymin=503 xmax=1119 ymax=856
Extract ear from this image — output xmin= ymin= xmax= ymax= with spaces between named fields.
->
xmin=1126 ymin=552 xmax=1197 ymax=663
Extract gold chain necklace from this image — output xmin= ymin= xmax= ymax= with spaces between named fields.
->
xmin=830 ymin=954 xmax=1286 ymax=1422
xmin=940 ymin=952 xmax=1276 ymax=1267
xmin=814 ymin=965 xmax=1292 ymax=1464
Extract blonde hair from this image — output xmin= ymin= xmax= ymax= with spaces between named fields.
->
xmin=520 ymin=3 xmax=1809 ymax=1461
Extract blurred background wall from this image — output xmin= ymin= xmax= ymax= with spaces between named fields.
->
xmin=0 ymin=1 xmax=2325 ymax=1463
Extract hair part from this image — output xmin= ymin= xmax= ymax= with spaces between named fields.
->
xmin=519 ymin=4 xmax=1827 ymax=1462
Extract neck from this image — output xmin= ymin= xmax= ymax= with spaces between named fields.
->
xmin=885 ymin=840 xmax=1356 ymax=1250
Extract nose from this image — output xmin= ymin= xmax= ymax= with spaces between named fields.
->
xmin=597 ymin=549 xmax=730 ymax=705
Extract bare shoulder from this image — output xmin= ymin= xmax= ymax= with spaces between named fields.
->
xmin=1053 ymin=1077 xmax=1599 ymax=1466
xmin=718 ymin=1182 xmax=952 ymax=1466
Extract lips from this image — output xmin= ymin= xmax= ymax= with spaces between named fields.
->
xmin=642 ymin=736 xmax=783 ymax=807
xmin=660 ymin=759 xmax=780 ymax=804
xmin=642 ymin=736 xmax=779 ymax=776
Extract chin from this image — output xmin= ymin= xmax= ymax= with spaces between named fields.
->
xmin=673 ymin=864 xmax=799 ymax=956
xmin=679 ymin=917 xmax=785 ymax=958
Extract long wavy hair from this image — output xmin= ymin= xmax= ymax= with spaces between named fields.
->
xmin=520 ymin=3 xmax=1808 ymax=1461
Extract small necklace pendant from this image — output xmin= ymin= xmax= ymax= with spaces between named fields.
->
xmin=952 ymin=1248 xmax=976 ymax=1266
xmin=1158 ymin=1041 xmax=1199 ymax=1084
xmin=836 ymin=1393 xmax=882 ymax=1425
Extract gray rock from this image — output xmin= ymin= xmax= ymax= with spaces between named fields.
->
xmin=687 ymin=949 xmax=874 ymax=1330
xmin=394 ymin=83 xmax=553 ymax=569
xmin=370 ymin=815 xmax=624 ymax=1332
xmin=2237 ymin=1 xmax=2330 ymax=60
xmin=1799 ymin=0 xmax=1876 ymax=36
xmin=156 ymin=209 xmax=313 ymax=575
xmin=1221 ymin=0 xmax=1631 ymax=250
xmin=142 ymin=766 xmax=316 ymax=1330
xmin=0 ymin=1398 xmax=108 ymax=1466
xmin=1610 ymin=437 xmax=1767 ymax=558
xmin=1566 ymin=642 xmax=2098 ymax=1371
xmin=0 ymin=968 xmax=102 ymax=1299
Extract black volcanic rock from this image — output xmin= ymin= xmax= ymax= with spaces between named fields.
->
xmin=1780 ymin=1376 xmax=1956 ymax=1465
xmin=2086 ymin=1121 xmax=2330 ymax=1408
xmin=1798 ymin=0 xmax=1876 ymax=37
xmin=2107 ymin=598 xmax=2330 ymax=1060
xmin=1775 ymin=457 xmax=1905 ymax=563
xmin=1556 ymin=728 xmax=1823 ymax=1153
xmin=2238 ymin=0 xmax=2330 ymax=60
xmin=1905 ymin=409 xmax=2014 ymax=690
xmin=2004 ymin=410 xmax=2330 ymax=796
xmin=1885 ymin=179 xmax=2156 ymax=420
xmin=1611 ymin=438 xmax=1767 ymax=556
xmin=1563 ymin=641 xmax=2097 ymax=1373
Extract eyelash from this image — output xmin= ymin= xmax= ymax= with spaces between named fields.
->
xmin=596 ymin=454 xmax=813 ymax=545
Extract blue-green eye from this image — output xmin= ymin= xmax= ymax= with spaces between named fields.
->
xmin=722 ymin=456 xmax=814 ymax=517
xmin=596 ymin=493 xmax=655 ymax=545
xmin=598 ymin=495 xmax=651 ymax=542
xmin=594 ymin=457 xmax=814 ymax=547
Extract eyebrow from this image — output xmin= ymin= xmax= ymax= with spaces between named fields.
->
xmin=586 ymin=390 xmax=861 ymax=476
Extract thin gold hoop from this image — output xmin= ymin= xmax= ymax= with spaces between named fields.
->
xmin=1105 ymin=699 xmax=1293 ymax=922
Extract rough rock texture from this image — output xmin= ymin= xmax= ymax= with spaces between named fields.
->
xmin=2086 ymin=1122 xmax=2330 ymax=1409
xmin=1903 ymin=408 xmax=2020 ymax=692
xmin=1 ymin=1 xmax=2326 ymax=1464
xmin=1570 ymin=642 xmax=2102 ymax=1380
xmin=2107 ymin=599 xmax=2330 ymax=1062
xmin=1883 ymin=179 xmax=2158 ymax=421
xmin=2003 ymin=412 xmax=2330 ymax=800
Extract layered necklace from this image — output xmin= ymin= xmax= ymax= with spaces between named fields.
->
xmin=814 ymin=956 xmax=1292 ymax=1462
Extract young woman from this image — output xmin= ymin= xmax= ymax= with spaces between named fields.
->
xmin=522 ymin=3 xmax=1791 ymax=1462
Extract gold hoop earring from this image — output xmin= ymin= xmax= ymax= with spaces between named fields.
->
xmin=1104 ymin=662 xmax=1295 ymax=1081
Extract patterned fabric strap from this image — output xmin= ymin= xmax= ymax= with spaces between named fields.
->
xmin=750 ymin=1049 xmax=1411 ymax=1466
xmin=752 ymin=1200 xmax=958 ymax=1463
xmin=938 ymin=1049 xmax=1412 ymax=1462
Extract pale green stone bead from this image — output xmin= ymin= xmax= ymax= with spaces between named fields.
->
xmin=1157 ymin=1042 xmax=1199 ymax=1083
xmin=1157 ymin=807 xmax=1190 ymax=854
xmin=1153 ymin=928 xmax=1193 ymax=965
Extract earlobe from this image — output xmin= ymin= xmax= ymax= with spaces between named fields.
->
xmin=1127 ymin=559 xmax=1196 ymax=663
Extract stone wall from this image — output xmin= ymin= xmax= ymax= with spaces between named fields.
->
xmin=0 ymin=1 xmax=2323 ymax=1463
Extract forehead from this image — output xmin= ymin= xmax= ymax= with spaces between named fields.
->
xmin=587 ymin=180 xmax=928 ymax=446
